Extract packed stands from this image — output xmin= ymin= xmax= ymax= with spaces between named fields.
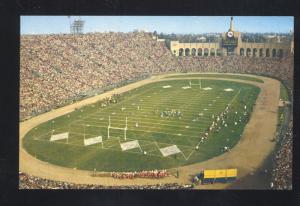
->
xmin=20 ymin=32 xmax=293 ymax=189
xmin=178 ymin=55 xmax=293 ymax=88
xmin=20 ymin=32 xmax=293 ymax=121
xmin=19 ymin=172 xmax=192 ymax=189
xmin=270 ymin=119 xmax=293 ymax=190
xmin=20 ymin=32 xmax=180 ymax=120
xmin=110 ymin=170 xmax=168 ymax=179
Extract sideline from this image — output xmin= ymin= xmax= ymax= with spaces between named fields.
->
xmin=19 ymin=73 xmax=280 ymax=188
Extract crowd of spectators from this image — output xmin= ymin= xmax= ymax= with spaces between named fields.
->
xmin=20 ymin=32 xmax=293 ymax=189
xmin=20 ymin=32 xmax=180 ymax=120
xmin=110 ymin=170 xmax=168 ymax=179
xmin=20 ymin=32 xmax=293 ymax=120
xmin=21 ymin=32 xmax=293 ymax=121
xmin=270 ymin=119 xmax=293 ymax=190
xmin=19 ymin=172 xmax=192 ymax=189
xmin=178 ymin=55 xmax=293 ymax=88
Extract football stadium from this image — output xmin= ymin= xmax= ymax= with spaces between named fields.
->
xmin=19 ymin=16 xmax=293 ymax=189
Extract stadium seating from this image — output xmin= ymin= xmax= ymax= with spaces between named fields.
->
xmin=20 ymin=32 xmax=293 ymax=189
xmin=20 ymin=32 xmax=181 ymax=119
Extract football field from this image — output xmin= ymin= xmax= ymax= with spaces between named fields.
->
xmin=23 ymin=79 xmax=260 ymax=172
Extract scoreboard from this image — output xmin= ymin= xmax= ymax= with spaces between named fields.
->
xmin=222 ymin=37 xmax=238 ymax=47
xmin=222 ymin=32 xmax=238 ymax=55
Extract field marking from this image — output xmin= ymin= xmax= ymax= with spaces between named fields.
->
xmin=83 ymin=101 xmax=233 ymax=132
xmin=90 ymin=91 xmax=232 ymax=115
xmin=30 ymin=87 xmax=244 ymax=161
xmin=86 ymin=98 xmax=231 ymax=121
xmin=89 ymin=100 xmax=229 ymax=118
xmin=180 ymin=151 xmax=188 ymax=160
xmin=90 ymin=86 xmax=229 ymax=108
xmin=20 ymin=74 xmax=278 ymax=188
xmin=154 ymin=141 xmax=161 ymax=150
xmin=115 ymin=98 xmax=229 ymax=111
xmin=138 ymin=144 xmax=143 ymax=152
xmin=98 ymin=132 xmax=197 ymax=149
xmin=85 ymin=115 xmax=214 ymax=125
xmin=68 ymin=83 xmax=214 ymax=135
xmin=88 ymin=103 xmax=228 ymax=119
xmin=33 ymin=126 xmax=199 ymax=148
xmin=70 ymin=85 xmax=159 ymax=126
xmin=70 ymin=116 xmax=216 ymax=134
xmin=77 ymin=117 xmax=214 ymax=135
xmin=124 ymin=84 xmax=210 ymax=146
xmin=74 ymin=120 xmax=207 ymax=142
xmin=26 ymin=80 xmax=252 ymax=169
xmin=186 ymin=89 xmax=242 ymax=160
xmin=186 ymin=150 xmax=195 ymax=160
xmin=69 ymin=122 xmax=205 ymax=140
xmin=33 ymin=133 xmax=197 ymax=160
xmin=32 ymin=137 xmax=164 ymax=158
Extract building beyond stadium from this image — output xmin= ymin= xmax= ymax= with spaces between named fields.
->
xmin=170 ymin=17 xmax=294 ymax=57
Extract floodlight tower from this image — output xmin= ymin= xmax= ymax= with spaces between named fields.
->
xmin=70 ymin=16 xmax=85 ymax=35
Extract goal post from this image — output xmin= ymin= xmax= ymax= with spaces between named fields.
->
xmin=107 ymin=116 xmax=128 ymax=140
xmin=189 ymin=79 xmax=202 ymax=89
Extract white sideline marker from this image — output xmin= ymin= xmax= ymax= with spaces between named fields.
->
xmin=160 ymin=145 xmax=181 ymax=157
xmin=163 ymin=85 xmax=172 ymax=88
xmin=120 ymin=140 xmax=140 ymax=151
xmin=224 ymin=88 xmax=234 ymax=92
xmin=203 ymin=87 xmax=212 ymax=90
xmin=50 ymin=132 xmax=69 ymax=141
xmin=182 ymin=86 xmax=191 ymax=89
xmin=84 ymin=136 xmax=102 ymax=146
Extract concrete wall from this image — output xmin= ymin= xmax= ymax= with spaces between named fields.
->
xmin=170 ymin=32 xmax=292 ymax=58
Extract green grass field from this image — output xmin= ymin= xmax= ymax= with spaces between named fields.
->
xmin=23 ymin=79 xmax=260 ymax=172
xmin=163 ymin=73 xmax=264 ymax=83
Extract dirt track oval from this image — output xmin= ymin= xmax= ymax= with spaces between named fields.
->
xmin=19 ymin=73 xmax=280 ymax=189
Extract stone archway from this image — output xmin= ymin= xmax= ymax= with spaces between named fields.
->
xmin=191 ymin=48 xmax=196 ymax=56
xmin=259 ymin=48 xmax=263 ymax=57
xmin=204 ymin=48 xmax=209 ymax=56
xmin=246 ymin=48 xmax=251 ymax=57
xmin=179 ymin=48 xmax=184 ymax=56
xmin=185 ymin=48 xmax=190 ymax=56
xmin=240 ymin=48 xmax=244 ymax=56
xmin=266 ymin=49 xmax=270 ymax=57
xmin=278 ymin=49 xmax=283 ymax=58
xmin=210 ymin=48 xmax=215 ymax=56
xmin=198 ymin=48 xmax=202 ymax=56
xmin=272 ymin=49 xmax=276 ymax=57
xmin=253 ymin=48 xmax=257 ymax=57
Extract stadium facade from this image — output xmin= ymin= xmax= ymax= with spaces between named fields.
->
xmin=170 ymin=17 xmax=294 ymax=57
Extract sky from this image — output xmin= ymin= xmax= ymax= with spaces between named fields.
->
xmin=21 ymin=16 xmax=294 ymax=35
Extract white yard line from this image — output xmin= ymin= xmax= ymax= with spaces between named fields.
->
xmin=180 ymin=151 xmax=189 ymax=160
xmin=71 ymin=86 xmax=158 ymax=125
xmin=70 ymin=122 xmax=203 ymax=139
xmin=33 ymin=89 xmax=242 ymax=163
xmin=78 ymin=119 xmax=211 ymax=132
